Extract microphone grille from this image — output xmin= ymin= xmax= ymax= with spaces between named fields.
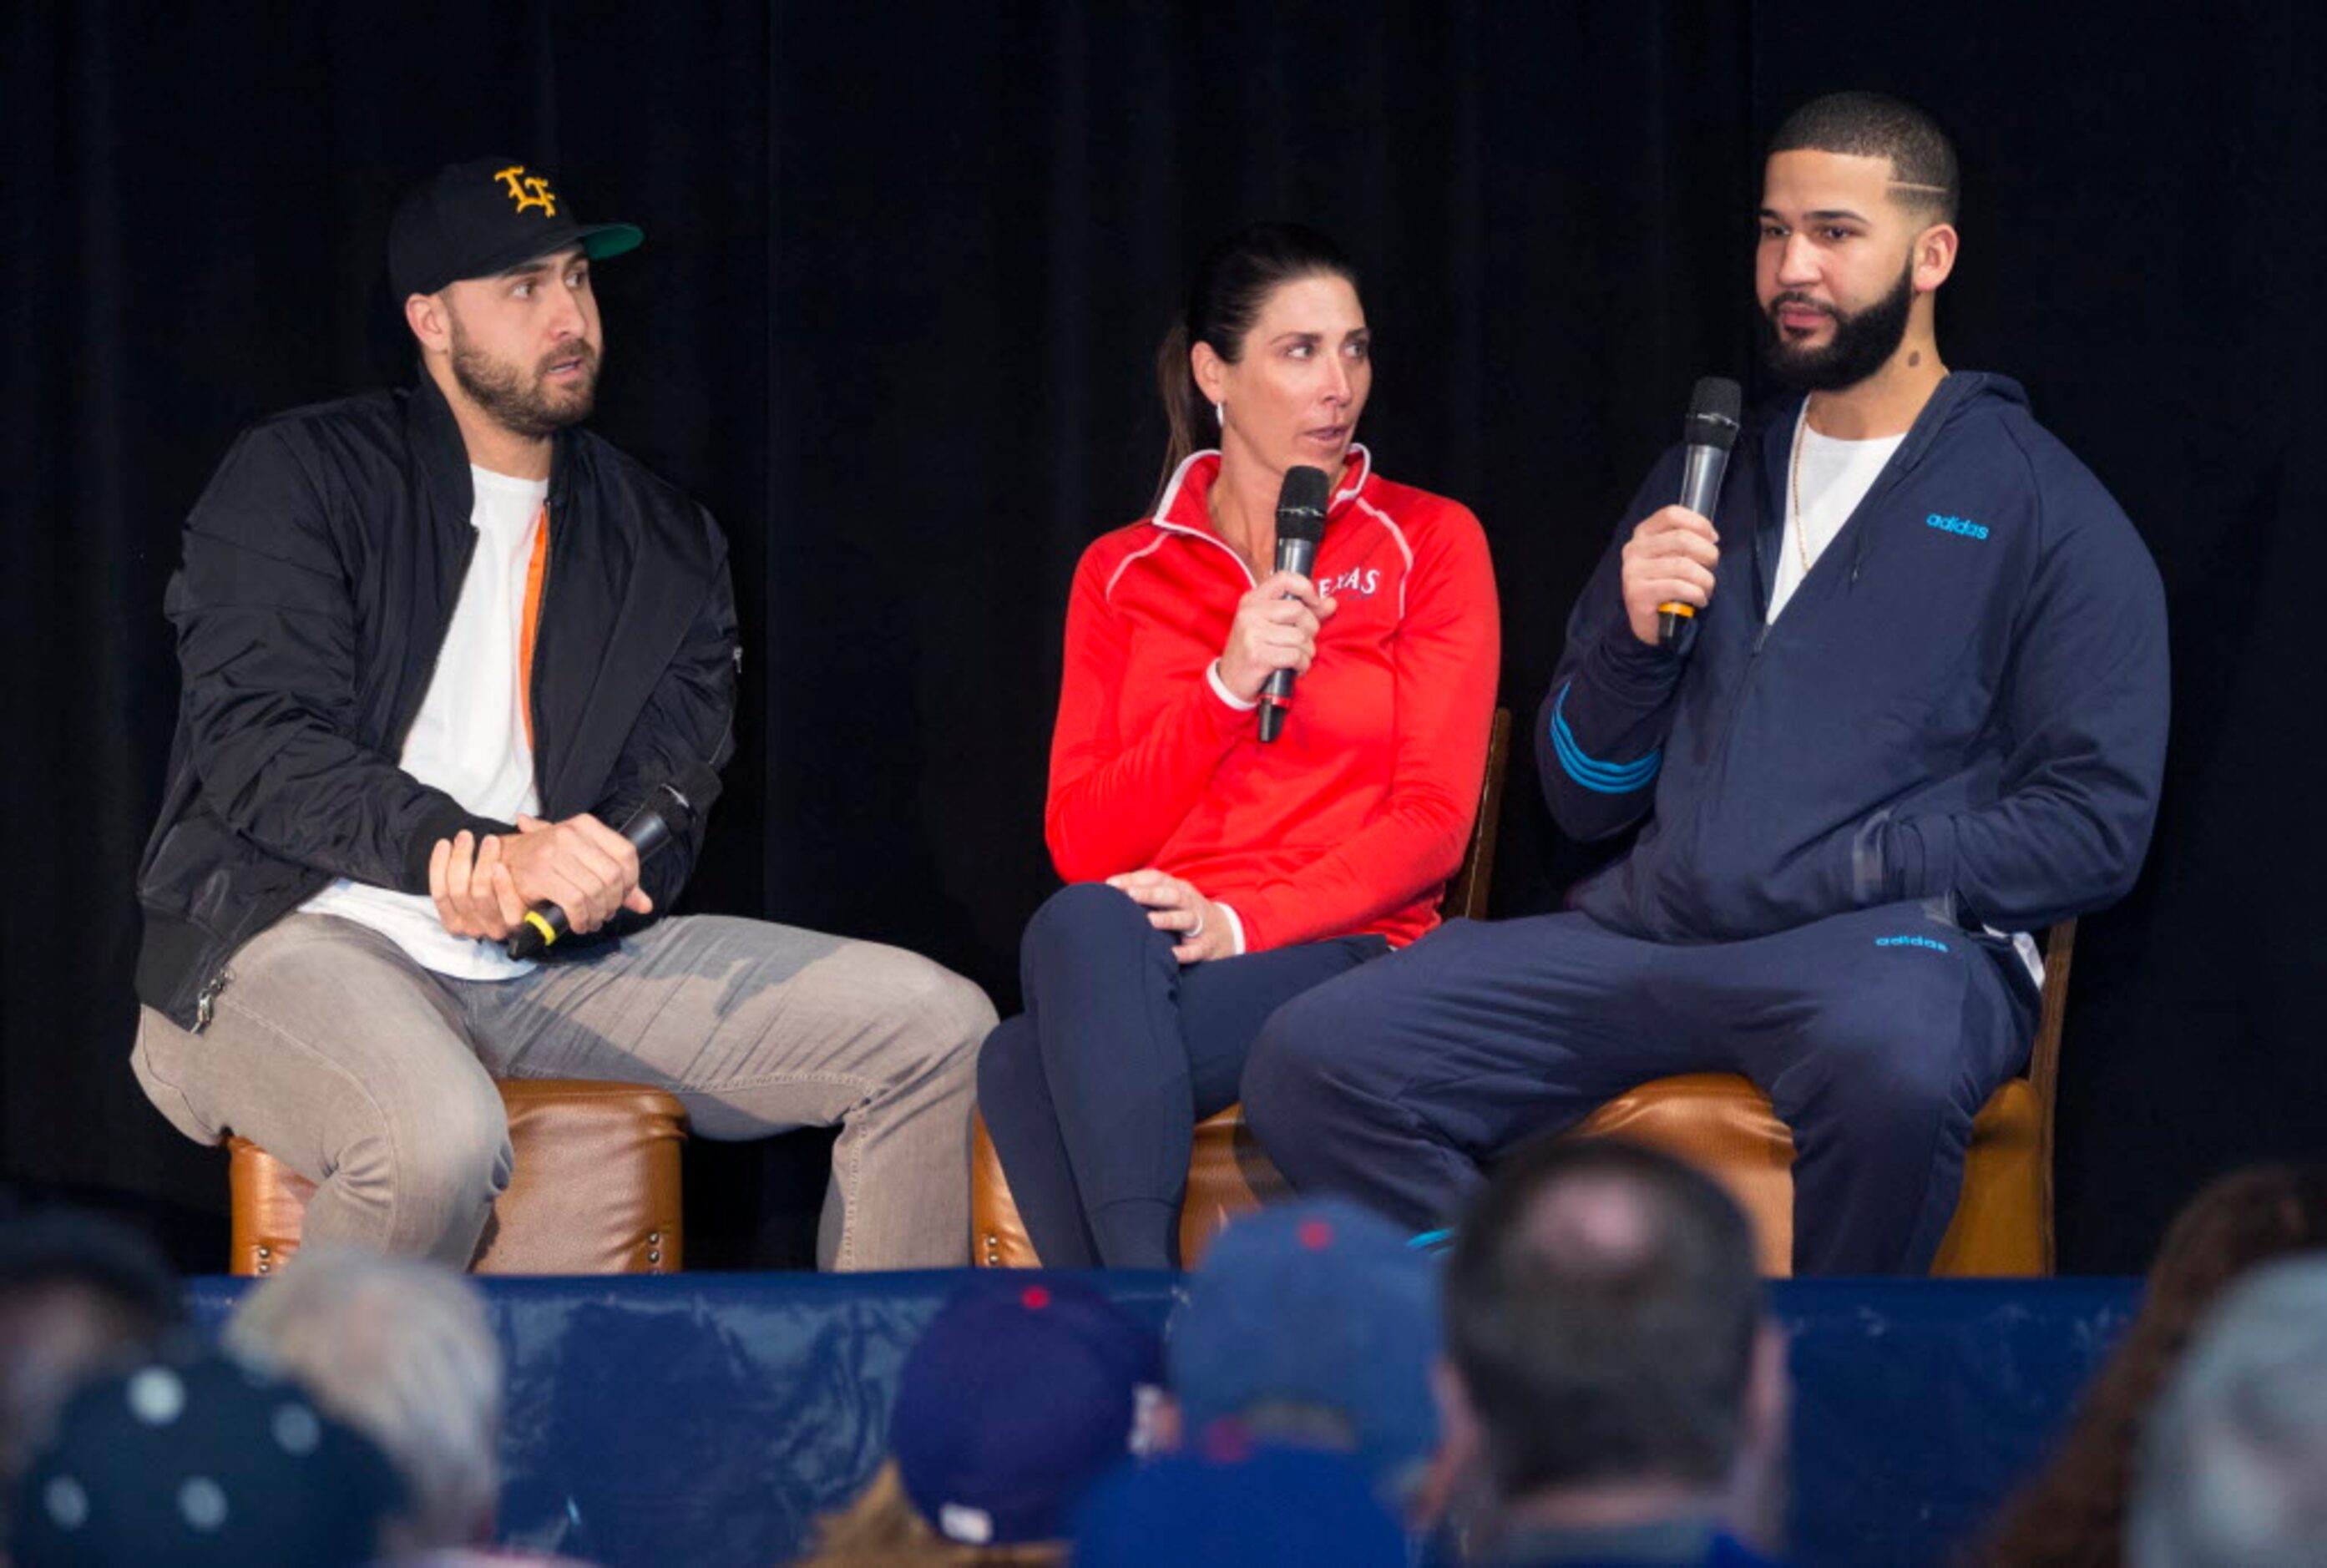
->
xmin=1685 ymin=377 xmax=1743 ymax=452
xmin=1275 ymin=464 xmax=1331 ymax=543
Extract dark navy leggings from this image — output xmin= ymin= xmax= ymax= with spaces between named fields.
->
xmin=976 ymin=883 xmax=1389 ymax=1269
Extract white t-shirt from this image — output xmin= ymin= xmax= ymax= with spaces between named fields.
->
xmin=300 ymin=466 xmax=547 ymax=979
xmin=1768 ymin=406 xmax=1904 ymax=623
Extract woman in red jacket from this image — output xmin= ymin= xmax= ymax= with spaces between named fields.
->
xmin=976 ymin=224 xmax=1500 ymax=1269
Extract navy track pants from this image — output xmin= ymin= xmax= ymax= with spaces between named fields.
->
xmin=977 ymin=883 xmax=1388 ymax=1269
xmin=1241 ymin=901 xmax=2036 ymax=1274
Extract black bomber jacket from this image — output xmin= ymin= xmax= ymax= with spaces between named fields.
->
xmin=135 ymin=374 xmax=738 ymax=1029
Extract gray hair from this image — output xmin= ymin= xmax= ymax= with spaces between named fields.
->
xmin=225 ymin=1245 xmax=502 ymax=1554
xmin=2129 ymin=1253 xmax=2327 ymax=1567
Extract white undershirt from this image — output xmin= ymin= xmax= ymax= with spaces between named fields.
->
xmin=300 ymin=466 xmax=546 ymax=979
xmin=1768 ymin=406 xmax=1903 ymax=623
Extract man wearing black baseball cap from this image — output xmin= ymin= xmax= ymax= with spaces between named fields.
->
xmin=129 ymin=158 xmax=994 ymax=1272
xmin=381 ymin=156 xmax=645 ymax=463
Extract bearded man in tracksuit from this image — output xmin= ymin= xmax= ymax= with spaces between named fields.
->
xmin=131 ymin=159 xmax=994 ymax=1271
xmin=1244 ymin=94 xmax=2170 ymax=1275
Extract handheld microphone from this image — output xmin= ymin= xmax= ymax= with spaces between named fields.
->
xmin=1258 ymin=464 xmax=1332 ymax=744
xmin=1657 ymin=376 xmax=1743 ymax=648
xmin=504 ymin=781 xmax=695 ymax=960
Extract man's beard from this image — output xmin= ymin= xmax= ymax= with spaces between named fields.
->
xmin=448 ymin=317 xmax=600 ymax=439
xmin=1758 ymin=262 xmax=1914 ymax=392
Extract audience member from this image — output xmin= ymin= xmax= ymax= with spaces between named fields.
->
xmin=2126 ymin=1254 xmax=2327 ymax=1567
xmin=0 ymin=1210 xmax=184 ymax=1534
xmin=5 ymin=1348 xmax=403 ymax=1566
xmin=224 ymin=1245 xmax=503 ymax=1558
xmin=1980 ymin=1160 xmax=2327 ymax=1566
xmin=1436 ymin=1139 xmax=1788 ymax=1566
xmin=396 ymin=1553 xmax=598 ymax=1566
xmin=797 ymin=1279 xmax=1161 ymax=1566
xmin=1071 ymin=1444 xmax=1405 ymax=1567
xmin=1166 ymin=1196 xmax=1441 ymax=1517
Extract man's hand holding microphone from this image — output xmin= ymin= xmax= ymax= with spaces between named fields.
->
xmin=1631 ymin=377 xmax=1742 ymax=649
xmin=427 ymin=814 xmax=652 ymax=944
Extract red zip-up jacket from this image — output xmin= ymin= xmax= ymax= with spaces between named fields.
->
xmin=1046 ymin=447 xmax=1500 ymax=953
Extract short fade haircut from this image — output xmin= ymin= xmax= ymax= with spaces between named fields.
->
xmin=1 ymin=1208 xmax=183 ymax=1503
xmin=0 ymin=1207 xmax=181 ymax=1323
xmin=2130 ymin=1256 xmax=2327 ymax=1567
xmin=1770 ymin=91 xmax=1960 ymax=223
xmin=1443 ymin=1139 xmax=1763 ymax=1497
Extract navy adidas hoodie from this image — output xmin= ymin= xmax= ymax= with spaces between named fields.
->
xmin=1540 ymin=372 xmax=2168 ymax=943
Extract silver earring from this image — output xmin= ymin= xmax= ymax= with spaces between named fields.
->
xmin=1214 ymin=402 xmax=1226 ymax=427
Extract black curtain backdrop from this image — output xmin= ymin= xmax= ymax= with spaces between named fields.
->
xmin=6 ymin=2 xmax=2321 ymax=1271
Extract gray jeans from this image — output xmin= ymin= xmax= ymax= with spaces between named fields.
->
xmin=133 ymin=913 xmax=994 ymax=1271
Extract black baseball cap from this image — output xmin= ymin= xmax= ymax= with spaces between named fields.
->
xmin=9 ymin=1350 xmax=404 ymax=1566
xmin=389 ymin=156 xmax=643 ymax=300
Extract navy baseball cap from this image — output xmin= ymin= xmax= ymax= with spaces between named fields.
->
xmin=889 ymin=1279 xmax=1164 ymax=1546
xmin=1169 ymin=1197 xmax=1443 ymax=1501
xmin=389 ymin=156 xmax=643 ymax=300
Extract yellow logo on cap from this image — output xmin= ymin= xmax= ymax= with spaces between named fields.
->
xmin=493 ymin=165 xmax=559 ymax=217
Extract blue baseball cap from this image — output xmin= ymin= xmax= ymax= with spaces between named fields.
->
xmin=1169 ymin=1197 xmax=1442 ymax=1501
xmin=889 ymin=1278 xmax=1163 ymax=1545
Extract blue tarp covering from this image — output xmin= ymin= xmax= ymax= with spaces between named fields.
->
xmin=186 ymin=1272 xmax=2138 ymax=1567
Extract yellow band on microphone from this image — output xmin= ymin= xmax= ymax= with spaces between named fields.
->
xmin=522 ymin=911 xmax=559 ymax=948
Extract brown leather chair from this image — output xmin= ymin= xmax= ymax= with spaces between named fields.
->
xmin=226 ymin=1078 xmax=687 ymax=1276
xmin=973 ymin=708 xmax=1513 ymax=1270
